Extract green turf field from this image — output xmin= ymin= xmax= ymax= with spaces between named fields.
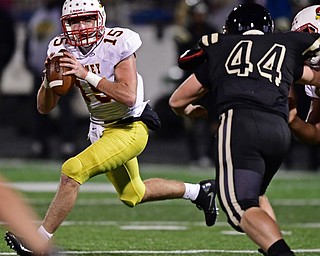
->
xmin=0 ymin=160 xmax=319 ymax=255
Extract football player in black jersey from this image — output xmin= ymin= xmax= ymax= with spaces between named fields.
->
xmin=170 ymin=3 xmax=320 ymax=256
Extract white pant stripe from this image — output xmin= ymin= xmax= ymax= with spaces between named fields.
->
xmin=218 ymin=109 xmax=244 ymax=226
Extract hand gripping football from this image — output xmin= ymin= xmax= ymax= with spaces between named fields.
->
xmin=46 ymin=49 xmax=76 ymax=96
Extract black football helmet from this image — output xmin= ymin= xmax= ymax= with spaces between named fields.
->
xmin=223 ymin=3 xmax=274 ymax=35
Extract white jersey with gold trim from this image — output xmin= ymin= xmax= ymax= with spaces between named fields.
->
xmin=47 ymin=27 xmax=147 ymax=126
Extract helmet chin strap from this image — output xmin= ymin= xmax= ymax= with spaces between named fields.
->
xmin=79 ymin=43 xmax=95 ymax=54
xmin=79 ymin=44 xmax=93 ymax=54
xmin=77 ymin=39 xmax=102 ymax=57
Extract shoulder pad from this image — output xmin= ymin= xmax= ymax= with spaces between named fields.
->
xmin=198 ymin=33 xmax=219 ymax=48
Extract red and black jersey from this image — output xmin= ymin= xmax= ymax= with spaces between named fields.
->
xmin=194 ymin=31 xmax=320 ymax=121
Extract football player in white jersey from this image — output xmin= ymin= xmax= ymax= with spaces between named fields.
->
xmin=289 ymin=5 xmax=320 ymax=144
xmin=5 ymin=0 xmax=217 ymax=254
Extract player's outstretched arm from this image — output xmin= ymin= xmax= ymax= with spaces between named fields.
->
xmin=169 ymin=74 xmax=208 ymax=117
xmin=289 ymin=97 xmax=320 ymax=144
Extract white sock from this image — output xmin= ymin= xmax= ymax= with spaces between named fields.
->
xmin=38 ymin=225 xmax=53 ymax=240
xmin=183 ymin=183 xmax=200 ymax=201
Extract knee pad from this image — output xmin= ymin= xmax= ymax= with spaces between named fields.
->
xmin=62 ymin=157 xmax=86 ymax=184
xmin=118 ymin=181 xmax=146 ymax=208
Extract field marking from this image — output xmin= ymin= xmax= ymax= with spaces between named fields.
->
xmin=7 ymin=182 xmax=116 ymax=193
xmin=59 ymin=220 xmax=320 ymax=230
xmin=272 ymin=199 xmax=320 ymax=206
xmin=120 ymin=225 xmax=187 ymax=230
xmin=2 ymin=248 xmax=320 ymax=255
xmin=221 ymin=230 xmax=292 ymax=236
xmin=60 ymin=249 xmax=320 ymax=254
xmin=2 ymin=220 xmax=319 ymax=235
xmin=7 ymin=182 xmax=320 ymax=205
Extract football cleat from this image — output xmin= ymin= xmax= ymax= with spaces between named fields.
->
xmin=4 ymin=231 xmax=63 ymax=256
xmin=192 ymin=179 xmax=218 ymax=227
xmin=5 ymin=231 xmax=34 ymax=256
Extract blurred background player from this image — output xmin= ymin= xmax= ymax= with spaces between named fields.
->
xmin=26 ymin=0 xmax=77 ymax=159
xmin=173 ymin=1 xmax=218 ymax=167
xmin=0 ymin=3 xmax=15 ymax=82
xmin=0 ymin=3 xmax=57 ymax=255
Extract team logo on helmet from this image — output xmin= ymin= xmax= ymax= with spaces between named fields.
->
xmin=97 ymin=0 xmax=103 ymax=8
xmin=316 ymin=7 xmax=320 ymax=20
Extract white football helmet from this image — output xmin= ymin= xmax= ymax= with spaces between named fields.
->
xmin=291 ymin=5 xmax=320 ymax=33
xmin=61 ymin=0 xmax=107 ymax=46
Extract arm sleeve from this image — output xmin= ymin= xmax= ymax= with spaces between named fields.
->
xmin=177 ymin=33 xmax=219 ymax=71
xmin=194 ymin=61 xmax=210 ymax=89
xmin=178 ymin=48 xmax=207 ymax=70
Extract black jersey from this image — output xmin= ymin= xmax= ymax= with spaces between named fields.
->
xmin=195 ymin=31 xmax=320 ymax=120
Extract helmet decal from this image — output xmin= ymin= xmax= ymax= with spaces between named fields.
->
xmin=316 ymin=7 xmax=320 ymax=20
xmin=291 ymin=5 xmax=320 ymax=34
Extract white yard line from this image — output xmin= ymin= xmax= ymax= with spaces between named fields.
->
xmin=48 ymin=248 xmax=320 ymax=254
xmin=2 ymin=248 xmax=320 ymax=255
xmin=7 ymin=182 xmax=320 ymax=207
xmin=44 ymin=220 xmax=318 ymax=230
xmin=7 ymin=182 xmax=116 ymax=193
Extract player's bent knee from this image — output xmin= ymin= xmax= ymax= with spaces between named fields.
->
xmin=62 ymin=157 xmax=86 ymax=184
xmin=227 ymin=218 xmax=244 ymax=233
xmin=224 ymin=198 xmax=259 ymax=233
xmin=120 ymin=198 xmax=137 ymax=208
xmin=119 ymin=194 xmax=142 ymax=208
xmin=119 ymin=182 xmax=146 ymax=208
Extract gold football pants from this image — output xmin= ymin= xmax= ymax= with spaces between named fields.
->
xmin=61 ymin=121 xmax=148 ymax=207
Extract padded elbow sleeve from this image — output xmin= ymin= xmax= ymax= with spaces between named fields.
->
xmin=178 ymin=48 xmax=207 ymax=70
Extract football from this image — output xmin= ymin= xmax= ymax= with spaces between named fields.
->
xmin=46 ymin=49 xmax=76 ymax=96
